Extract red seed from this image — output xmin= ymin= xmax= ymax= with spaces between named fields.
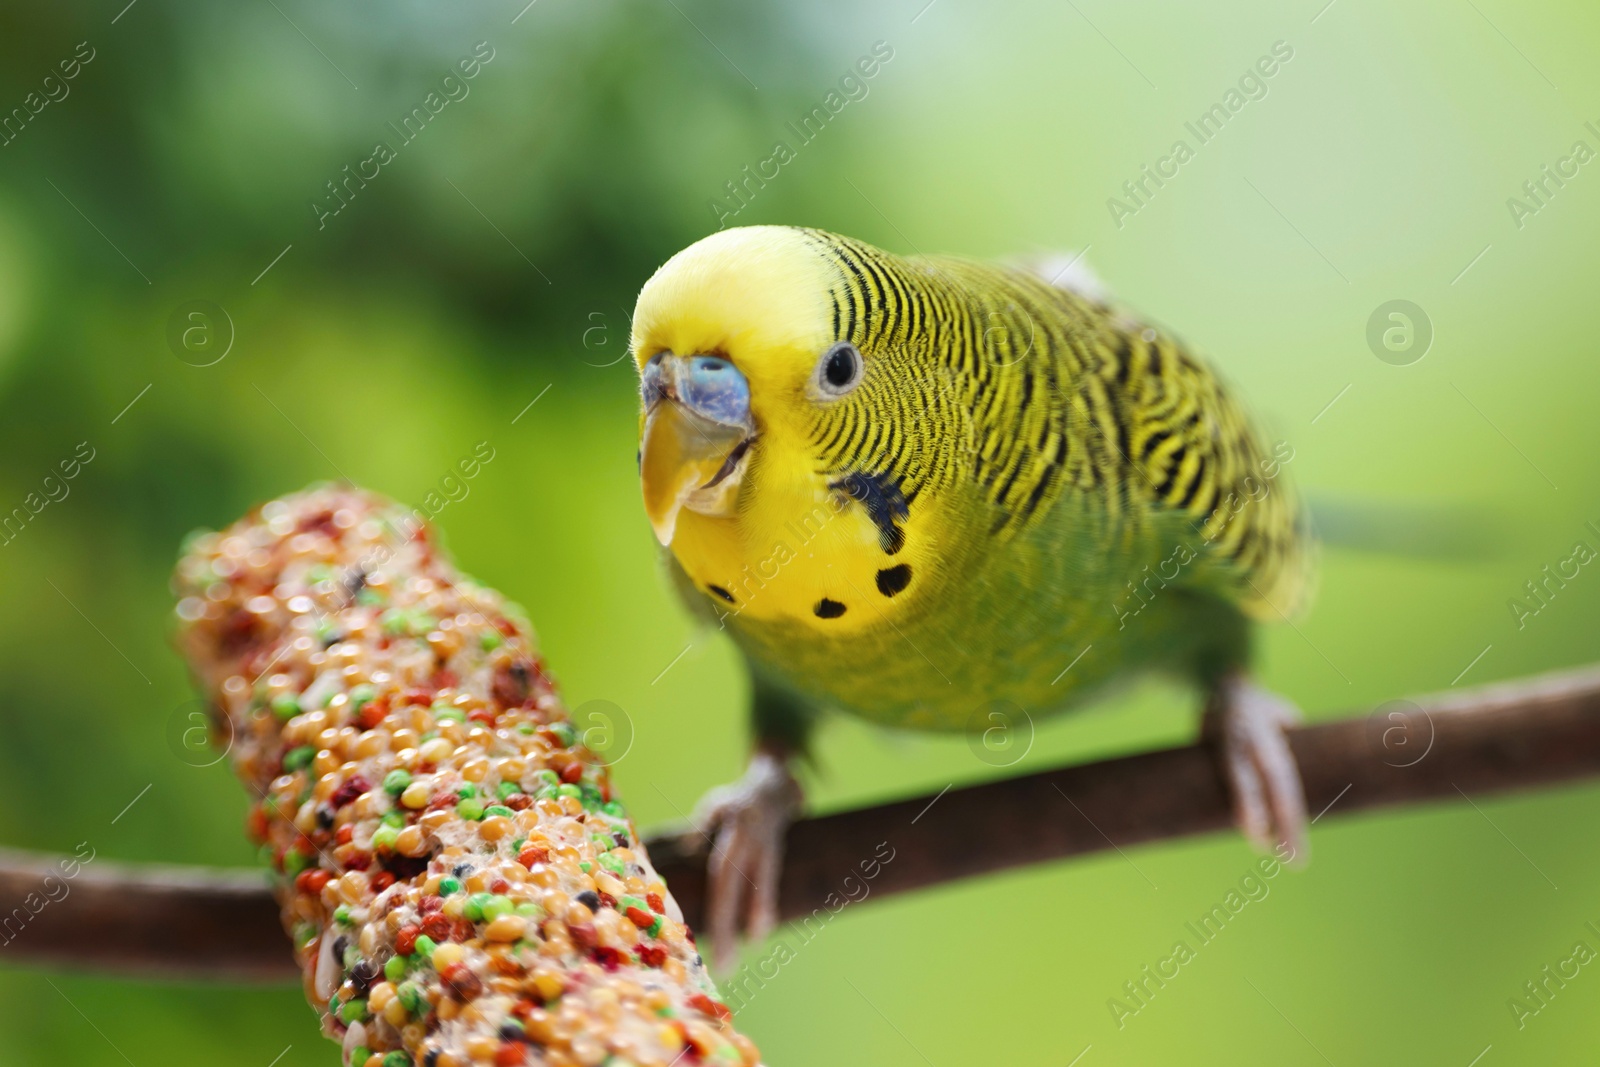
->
xmin=506 ymin=794 xmax=532 ymax=811
xmin=246 ymin=805 xmax=270 ymax=842
xmin=645 ymin=892 xmax=665 ymax=914
xmin=688 ymin=993 xmax=732 ymax=1023
xmin=418 ymin=895 xmax=444 ymax=915
xmin=421 ymin=913 xmax=451 ymax=941
xmin=638 ymin=945 xmax=667 ymax=967
xmin=330 ymin=775 xmax=371 ymax=809
xmin=516 ymin=846 xmax=549 ymax=869
xmin=559 ymin=762 xmax=583 ymax=785
xmin=395 ymin=924 xmax=420 ymax=956
xmin=296 ymin=868 xmax=331 ymax=895
xmin=442 ymin=962 xmax=482 ymax=1000
xmin=625 ymin=906 xmax=655 ymax=929
xmin=568 ymin=922 xmax=598 ymax=949
xmin=335 ymin=825 xmax=355 ymax=846
xmin=371 ymin=870 xmax=395 ymax=892
xmin=358 ymin=700 xmax=388 ymax=729
xmin=596 ymin=892 xmax=618 ymax=910
xmin=494 ymin=1041 xmax=527 ymax=1066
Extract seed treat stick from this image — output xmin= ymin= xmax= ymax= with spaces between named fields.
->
xmin=173 ymin=485 xmax=758 ymax=1067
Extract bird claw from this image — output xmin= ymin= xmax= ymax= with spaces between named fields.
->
xmin=689 ymin=750 xmax=802 ymax=974
xmin=1204 ymin=675 xmax=1309 ymax=866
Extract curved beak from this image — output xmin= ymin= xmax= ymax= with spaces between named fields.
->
xmin=638 ymin=354 xmax=753 ymax=545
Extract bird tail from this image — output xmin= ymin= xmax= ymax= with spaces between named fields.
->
xmin=1305 ymin=494 xmax=1504 ymax=560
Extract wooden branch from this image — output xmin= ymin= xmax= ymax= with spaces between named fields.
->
xmin=7 ymin=664 xmax=1600 ymax=978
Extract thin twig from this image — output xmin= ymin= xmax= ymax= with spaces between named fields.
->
xmin=6 ymin=664 xmax=1600 ymax=977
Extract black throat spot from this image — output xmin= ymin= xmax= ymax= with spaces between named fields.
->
xmin=828 ymin=471 xmax=909 ymax=555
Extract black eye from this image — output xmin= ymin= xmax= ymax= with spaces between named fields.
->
xmin=817 ymin=342 xmax=863 ymax=397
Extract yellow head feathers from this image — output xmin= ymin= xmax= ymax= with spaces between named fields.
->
xmin=629 ymin=226 xmax=942 ymax=630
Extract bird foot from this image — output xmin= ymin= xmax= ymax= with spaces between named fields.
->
xmin=1203 ymin=674 xmax=1309 ymax=866
xmin=688 ymin=749 xmax=802 ymax=974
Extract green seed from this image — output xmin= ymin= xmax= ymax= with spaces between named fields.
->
xmin=382 ymin=1052 xmax=412 ymax=1067
xmin=433 ymin=706 xmax=465 ymax=723
xmin=556 ymin=784 xmax=582 ymax=799
xmin=382 ymin=810 xmax=405 ymax=828
xmin=334 ymin=904 xmax=353 ymax=926
xmin=350 ymin=1046 xmax=370 ymax=1067
xmin=283 ymin=849 xmax=310 ymax=877
xmin=340 ymin=997 xmax=369 ymax=1023
xmin=438 ymin=876 xmax=462 ymax=896
xmin=480 ymin=631 xmax=503 ymax=651
xmin=601 ymin=800 xmax=626 ymax=818
xmin=497 ymin=781 xmax=519 ymax=800
xmin=283 ymin=746 xmax=315 ymax=771
xmin=382 ymin=769 xmax=412 ymax=795
xmin=456 ymin=798 xmax=484 ymax=821
xmin=534 ymin=770 xmax=560 ymax=788
xmin=457 ymin=783 xmax=477 ymax=799
xmin=411 ymin=935 xmax=437 ymax=960
xmin=381 ymin=608 xmax=407 ymax=635
xmin=485 ymin=805 xmax=514 ymax=819
xmin=482 ymin=895 xmax=513 ymax=922
xmin=397 ymin=983 xmax=428 ymax=1015
xmin=350 ymin=684 xmax=377 ymax=711
xmin=371 ymin=825 xmax=399 ymax=851
xmin=384 ymin=954 xmax=407 ymax=982
xmin=548 ymin=721 xmax=576 ymax=748
xmin=270 ymin=693 xmax=301 ymax=720
xmin=465 ymin=892 xmax=494 ymax=922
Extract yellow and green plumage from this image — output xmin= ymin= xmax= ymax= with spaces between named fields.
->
xmin=631 ymin=225 xmax=1309 ymax=745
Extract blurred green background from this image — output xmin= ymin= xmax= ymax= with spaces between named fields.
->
xmin=3 ymin=0 xmax=1600 ymax=1063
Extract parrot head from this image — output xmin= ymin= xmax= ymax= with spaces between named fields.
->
xmin=630 ymin=226 xmax=950 ymax=629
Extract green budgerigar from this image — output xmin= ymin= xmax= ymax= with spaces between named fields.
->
xmin=630 ymin=226 xmax=1312 ymax=968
